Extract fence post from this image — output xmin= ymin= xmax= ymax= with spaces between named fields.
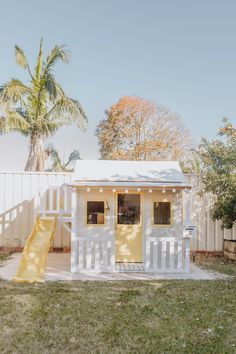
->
xmin=71 ymin=187 xmax=78 ymax=273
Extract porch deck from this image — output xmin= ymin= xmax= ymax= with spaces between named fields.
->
xmin=0 ymin=253 xmax=228 ymax=281
xmin=115 ymin=263 xmax=145 ymax=272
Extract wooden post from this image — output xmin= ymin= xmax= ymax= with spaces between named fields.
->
xmin=103 ymin=241 xmax=108 ymax=271
xmin=169 ymin=239 xmax=175 ymax=271
xmin=177 ymin=240 xmax=183 ymax=270
xmin=78 ymin=240 xmax=83 ymax=270
xmin=110 ymin=240 xmax=115 ymax=271
xmin=32 ymin=189 xmax=39 ymax=222
xmin=56 ymin=187 xmax=60 ymax=212
xmin=153 ymin=240 xmax=158 ymax=271
xmin=95 ymin=242 xmax=100 ymax=271
xmin=185 ymin=238 xmax=190 ymax=273
xmin=71 ymin=187 xmax=78 ymax=273
xmin=185 ymin=189 xmax=191 ymax=225
xmin=145 ymin=239 xmax=150 ymax=271
xmin=184 ymin=190 xmax=191 ymax=273
xmin=87 ymin=241 xmax=92 ymax=270
xmin=162 ymin=240 xmax=167 ymax=270
xmin=49 ymin=187 xmax=53 ymax=211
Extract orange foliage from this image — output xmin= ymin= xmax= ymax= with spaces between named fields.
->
xmin=96 ymin=96 xmax=192 ymax=162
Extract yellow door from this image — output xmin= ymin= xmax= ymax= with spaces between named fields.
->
xmin=116 ymin=193 xmax=142 ymax=262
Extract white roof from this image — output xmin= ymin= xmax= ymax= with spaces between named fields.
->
xmin=72 ymin=160 xmax=189 ymax=187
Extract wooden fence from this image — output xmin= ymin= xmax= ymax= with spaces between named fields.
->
xmin=185 ymin=174 xmax=236 ymax=252
xmin=0 ymin=172 xmax=235 ymax=251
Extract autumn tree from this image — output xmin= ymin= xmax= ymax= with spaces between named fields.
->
xmin=96 ymin=96 xmax=192 ymax=162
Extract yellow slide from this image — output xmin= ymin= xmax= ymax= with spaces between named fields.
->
xmin=13 ymin=216 xmax=57 ymax=283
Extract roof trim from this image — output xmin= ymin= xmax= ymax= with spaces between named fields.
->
xmin=74 ymin=179 xmax=184 ymax=184
xmin=69 ymin=181 xmax=191 ymax=189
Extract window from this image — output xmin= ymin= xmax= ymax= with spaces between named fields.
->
xmin=117 ymin=194 xmax=140 ymax=225
xmin=87 ymin=201 xmax=105 ymax=225
xmin=153 ymin=202 xmax=171 ymax=225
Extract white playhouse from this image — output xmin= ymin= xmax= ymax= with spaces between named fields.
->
xmin=69 ymin=160 xmax=195 ymax=273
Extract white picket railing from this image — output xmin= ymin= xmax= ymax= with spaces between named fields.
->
xmin=145 ymin=237 xmax=190 ymax=273
xmin=36 ymin=185 xmax=72 ymax=235
xmin=77 ymin=237 xmax=115 ymax=272
xmin=75 ymin=236 xmax=190 ymax=273
xmin=38 ymin=185 xmax=71 ymax=216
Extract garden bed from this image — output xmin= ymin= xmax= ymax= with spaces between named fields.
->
xmin=224 ymin=240 xmax=236 ymax=261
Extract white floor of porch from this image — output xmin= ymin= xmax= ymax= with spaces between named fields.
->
xmin=115 ymin=263 xmax=145 ymax=272
xmin=0 ymin=253 xmax=229 ymax=281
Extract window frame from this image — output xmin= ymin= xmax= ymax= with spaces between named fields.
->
xmin=152 ymin=200 xmax=173 ymax=227
xmin=116 ymin=192 xmax=142 ymax=226
xmin=85 ymin=200 xmax=106 ymax=226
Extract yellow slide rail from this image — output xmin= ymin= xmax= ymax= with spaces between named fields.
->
xmin=13 ymin=216 xmax=57 ymax=283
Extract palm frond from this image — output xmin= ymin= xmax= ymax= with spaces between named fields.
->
xmin=65 ymin=149 xmax=80 ymax=167
xmin=0 ymin=111 xmax=30 ymax=134
xmin=15 ymin=45 xmax=28 ymax=69
xmin=45 ymin=45 xmax=70 ymax=73
xmin=46 ymin=96 xmax=88 ymax=129
xmin=48 ymin=145 xmax=60 ymax=161
xmin=0 ymin=79 xmax=31 ymax=107
xmin=15 ymin=45 xmax=34 ymax=80
xmin=45 ymin=72 xmax=64 ymax=100
xmin=45 ymin=144 xmax=64 ymax=171
xmin=35 ymin=38 xmax=43 ymax=82
xmin=46 ymin=144 xmax=80 ymax=171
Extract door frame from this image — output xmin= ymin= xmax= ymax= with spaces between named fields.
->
xmin=115 ymin=191 xmax=143 ymax=263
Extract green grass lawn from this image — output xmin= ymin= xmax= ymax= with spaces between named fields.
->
xmin=0 ymin=257 xmax=235 ymax=354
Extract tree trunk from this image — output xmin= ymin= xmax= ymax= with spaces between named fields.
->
xmin=25 ymin=135 xmax=45 ymax=171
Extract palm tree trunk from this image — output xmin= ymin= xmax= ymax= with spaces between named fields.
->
xmin=25 ymin=135 xmax=45 ymax=171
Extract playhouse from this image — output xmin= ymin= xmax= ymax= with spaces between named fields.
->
xmin=12 ymin=159 xmax=195 ymax=282
xmin=70 ymin=160 xmax=194 ymax=273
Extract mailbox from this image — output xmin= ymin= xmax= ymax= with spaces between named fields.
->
xmin=183 ymin=224 xmax=196 ymax=238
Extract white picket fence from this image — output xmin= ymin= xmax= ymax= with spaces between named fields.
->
xmin=77 ymin=237 xmax=115 ymax=272
xmin=145 ymin=237 xmax=190 ymax=273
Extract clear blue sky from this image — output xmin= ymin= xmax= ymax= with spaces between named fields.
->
xmin=0 ymin=0 xmax=236 ymax=170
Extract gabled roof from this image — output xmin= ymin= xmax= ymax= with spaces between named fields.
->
xmin=72 ymin=160 xmax=189 ymax=187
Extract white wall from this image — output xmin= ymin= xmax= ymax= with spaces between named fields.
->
xmin=143 ymin=190 xmax=182 ymax=239
xmin=75 ymin=190 xmax=184 ymax=266
xmin=77 ymin=190 xmax=115 ymax=240
xmin=76 ymin=190 xmax=183 ymax=240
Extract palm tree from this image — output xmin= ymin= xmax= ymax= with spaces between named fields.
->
xmin=46 ymin=144 xmax=80 ymax=172
xmin=0 ymin=39 xmax=87 ymax=171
